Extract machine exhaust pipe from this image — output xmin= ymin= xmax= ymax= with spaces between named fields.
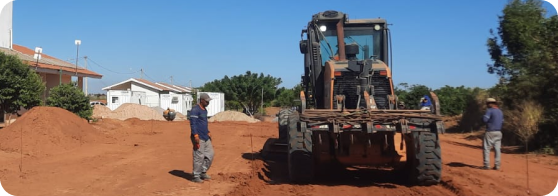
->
xmin=336 ymin=19 xmax=346 ymax=61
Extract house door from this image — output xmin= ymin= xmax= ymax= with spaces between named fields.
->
xmin=110 ymin=96 xmax=121 ymax=110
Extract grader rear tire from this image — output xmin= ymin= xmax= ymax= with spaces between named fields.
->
xmin=406 ymin=131 xmax=442 ymax=186
xmin=277 ymin=109 xmax=294 ymax=144
xmin=287 ymin=112 xmax=314 ymax=183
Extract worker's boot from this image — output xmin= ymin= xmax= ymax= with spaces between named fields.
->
xmin=201 ymin=173 xmax=211 ymax=180
xmin=191 ymin=176 xmax=203 ymax=183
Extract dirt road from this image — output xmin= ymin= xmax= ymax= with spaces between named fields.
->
xmin=232 ymin=133 xmax=558 ymax=196
xmin=1 ymin=116 xmax=557 ymax=196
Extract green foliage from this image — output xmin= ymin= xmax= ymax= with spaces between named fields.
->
xmin=0 ymin=52 xmax=45 ymax=116
xmin=487 ymin=0 xmax=558 ymax=108
xmin=275 ymin=84 xmax=303 ymax=107
xmin=395 ymin=83 xmax=482 ymax=117
xmin=225 ymin=100 xmax=242 ymax=111
xmin=47 ymin=83 xmax=92 ymax=120
xmin=394 ymin=83 xmax=430 ymax=110
xmin=433 ymin=85 xmax=479 ymax=116
xmin=485 ymin=0 xmax=558 ymax=149
xmin=199 ymin=71 xmax=282 ymax=115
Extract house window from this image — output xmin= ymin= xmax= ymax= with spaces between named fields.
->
xmin=112 ymin=97 xmax=119 ymax=104
xmin=172 ymin=96 xmax=179 ymax=104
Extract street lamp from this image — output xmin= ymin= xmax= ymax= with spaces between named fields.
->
xmin=75 ymin=39 xmax=81 ymax=75
xmin=33 ymin=47 xmax=42 ymax=69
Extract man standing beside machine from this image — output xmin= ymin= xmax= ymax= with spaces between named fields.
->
xmin=189 ymin=93 xmax=214 ymax=183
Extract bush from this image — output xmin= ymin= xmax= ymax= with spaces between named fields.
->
xmin=504 ymin=100 xmax=545 ymax=150
xmin=47 ymin=83 xmax=92 ymax=120
xmin=0 ymin=51 xmax=45 ymax=124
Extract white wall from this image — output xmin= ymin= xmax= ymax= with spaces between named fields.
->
xmin=0 ymin=2 xmax=12 ymax=49
xmin=183 ymin=94 xmax=193 ymax=113
xmin=160 ymin=93 xmax=183 ymax=114
xmin=130 ymin=91 xmax=146 ymax=105
xmin=131 ymin=83 xmax=159 ymax=107
xmin=106 ymin=90 xmax=150 ymax=110
xmin=197 ymin=92 xmax=225 ymax=117
xmin=106 ymin=90 xmax=131 ymax=110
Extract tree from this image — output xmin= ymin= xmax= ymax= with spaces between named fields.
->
xmin=275 ymin=84 xmax=303 ymax=107
xmin=486 ymin=0 xmax=558 ymax=149
xmin=200 ymin=71 xmax=282 ymax=115
xmin=433 ymin=85 xmax=475 ymax=116
xmin=47 ymin=83 xmax=93 ymax=120
xmin=487 ymin=0 xmax=558 ymax=113
xmin=395 ymin=84 xmax=430 ymax=110
xmin=0 ymin=52 xmax=45 ymax=124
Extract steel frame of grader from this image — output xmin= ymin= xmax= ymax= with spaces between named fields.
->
xmin=279 ymin=91 xmax=445 ymax=186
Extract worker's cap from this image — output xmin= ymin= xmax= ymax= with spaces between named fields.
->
xmin=199 ymin=93 xmax=212 ymax=102
xmin=486 ymin=98 xmax=497 ymax=103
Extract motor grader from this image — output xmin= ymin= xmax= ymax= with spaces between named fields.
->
xmin=265 ymin=10 xmax=445 ymax=186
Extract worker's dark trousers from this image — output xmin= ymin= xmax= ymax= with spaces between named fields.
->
xmin=192 ymin=138 xmax=214 ymax=178
xmin=483 ymin=131 xmax=502 ymax=168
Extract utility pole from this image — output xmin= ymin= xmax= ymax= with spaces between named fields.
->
xmin=84 ymin=56 xmax=88 ymax=95
xmin=140 ymin=68 xmax=144 ymax=79
xmin=261 ymin=88 xmax=264 ymax=114
xmin=75 ymin=40 xmax=81 ymax=76
xmin=170 ymin=76 xmax=173 ymax=85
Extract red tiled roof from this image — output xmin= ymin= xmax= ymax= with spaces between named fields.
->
xmin=156 ymin=82 xmax=189 ymax=93
xmin=102 ymin=77 xmax=196 ymax=93
xmin=2 ymin=44 xmax=103 ymax=78
xmin=135 ymin=78 xmax=173 ymax=91
xmin=12 ymin=44 xmax=58 ymax=60
xmin=30 ymin=62 xmax=103 ymax=78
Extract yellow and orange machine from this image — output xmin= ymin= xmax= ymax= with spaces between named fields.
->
xmin=267 ymin=10 xmax=445 ymax=186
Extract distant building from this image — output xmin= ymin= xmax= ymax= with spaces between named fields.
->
xmin=102 ymin=78 xmax=193 ymax=115
xmin=0 ymin=2 xmax=103 ymax=126
xmin=0 ymin=1 xmax=13 ymax=49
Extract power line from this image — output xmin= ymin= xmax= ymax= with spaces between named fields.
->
xmin=85 ymin=57 xmax=191 ymax=88
xmin=87 ymin=57 xmax=140 ymax=75
xmin=142 ymin=71 xmax=157 ymax=82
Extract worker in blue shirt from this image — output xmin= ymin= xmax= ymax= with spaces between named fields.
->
xmin=189 ymin=93 xmax=214 ymax=183
xmin=482 ymin=98 xmax=504 ymax=170
xmin=419 ymin=95 xmax=432 ymax=110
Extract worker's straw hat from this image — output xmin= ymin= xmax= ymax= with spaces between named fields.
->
xmin=486 ymin=98 xmax=497 ymax=103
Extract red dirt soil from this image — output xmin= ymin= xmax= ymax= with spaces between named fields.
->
xmin=0 ymin=106 xmax=110 ymax=157
xmin=0 ymin=115 xmax=557 ymax=196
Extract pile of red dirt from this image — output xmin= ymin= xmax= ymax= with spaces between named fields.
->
xmin=0 ymin=106 xmax=106 ymax=156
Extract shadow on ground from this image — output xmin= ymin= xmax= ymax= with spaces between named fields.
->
xmin=443 ymin=140 xmax=523 ymax=154
xmin=168 ymin=170 xmax=193 ymax=181
xmin=239 ymin=138 xmax=434 ymax=188
xmin=446 ymin=162 xmax=483 ymax=169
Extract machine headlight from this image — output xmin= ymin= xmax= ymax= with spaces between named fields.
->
xmin=320 ymin=25 xmax=327 ymax=32
xmin=374 ymin=24 xmax=381 ymax=31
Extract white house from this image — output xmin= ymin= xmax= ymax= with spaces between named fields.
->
xmin=102 ymin=78 xmax=193 ymax=114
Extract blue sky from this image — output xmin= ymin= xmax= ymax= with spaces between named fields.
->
xmin=11 ymin=0 xmax=558 ymax=94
